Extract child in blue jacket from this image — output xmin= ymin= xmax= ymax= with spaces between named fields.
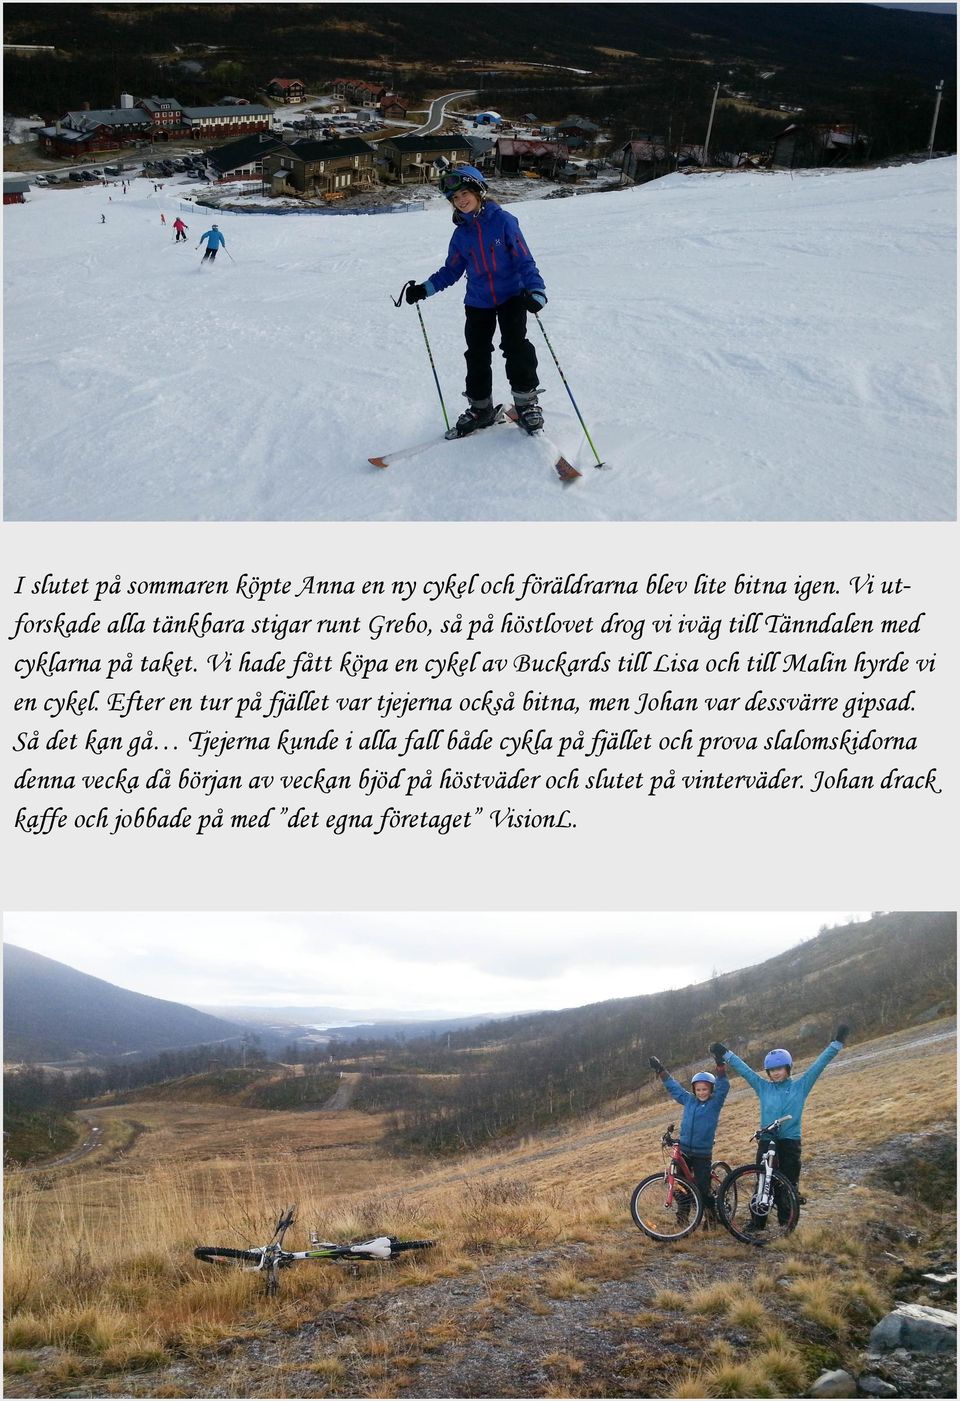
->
xmin=406 ymin=165 xmax=547 ymax=436
xmin=649 ymin=1052 xmax=729 ymax=1220
xmin=710 ymin=1024 xmax=848 ymax=1218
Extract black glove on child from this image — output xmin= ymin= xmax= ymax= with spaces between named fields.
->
xmin=834 ymin=1024 xmax=850 ymax=1044
xmin=523 ymin=290 xmax=547 ymax=315
xmin=709 ymin=1042 xmax=728 ymax=1062
xmin=405 ymin=283 xmax=428 ymax=304
xmin=648 ymin=1056 xmax=664 ymax=1073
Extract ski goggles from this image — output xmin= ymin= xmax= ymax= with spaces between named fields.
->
xmin=438 ymin=170 xmax=483 ymax=196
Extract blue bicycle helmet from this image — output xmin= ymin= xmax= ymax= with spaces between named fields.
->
xmin=763 ymin=1048 xmax=793 ymax=1071
xmin=691 ymin=1071 xmax=716 ymax=1086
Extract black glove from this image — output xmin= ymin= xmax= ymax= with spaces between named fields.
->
xmin=523 ymin=290 xmax=547 ymax=315
xmin=405 ymin=283 xmax=428 ymax=304
xmin=709 ymin=1041 xmax=728 ymax=1062
xmin=648 ymin=1056 xmax=664 ymax=1073
xmin=834 ymin=1023 xmax=850 ymax=1044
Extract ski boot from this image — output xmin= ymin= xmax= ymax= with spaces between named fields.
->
xmin=513 ymin=394 xmax=544 ymax=435
xmin=445 ymin=399 xmax=502 ymax=440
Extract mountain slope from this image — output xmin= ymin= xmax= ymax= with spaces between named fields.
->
xmin=333 ymin=912 xmax=957 ymax=1152
xmin=2 ymin=943 xmax=248 ymax=1061
xmin=4 ymin=160 xmax=954 ymax=522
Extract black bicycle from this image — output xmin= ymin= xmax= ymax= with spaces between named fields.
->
xmin=630 ymin=1125 xmax=735 ymax=1241
xmin=714 ymin=1115 xmax=800 ymax=1246
xmin=195 ymin=1206 xmax=436 ymax=1296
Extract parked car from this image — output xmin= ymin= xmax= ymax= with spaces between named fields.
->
xmin=104 ymin=164 xmax=121 ymax=175
xmin=68 ymin=170 xmax=84 ymax=182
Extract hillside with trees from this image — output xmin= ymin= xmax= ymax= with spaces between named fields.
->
xmin=325 ymin=912 xmax=956 ymax=1153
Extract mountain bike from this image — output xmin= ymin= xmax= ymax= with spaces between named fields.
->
xmin=629 ymin=1125 xmax=735 ymax=1242
xmin=194 ymin=1205 xmax=436 ymax=1296
xmin=714 ymin=1115 xmax=801 ymax=1246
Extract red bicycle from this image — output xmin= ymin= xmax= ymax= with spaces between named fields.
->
xmin=630 ymin=1125 xmax=734 ymax=1241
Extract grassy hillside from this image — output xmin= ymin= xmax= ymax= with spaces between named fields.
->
xmin=118 ymin=1064 xmax=341 ymax=1110
xmin=331 ymin=913 xmax=956 ymax=1153
xmin=3 ymin=1020 xmax=954 ymax=1398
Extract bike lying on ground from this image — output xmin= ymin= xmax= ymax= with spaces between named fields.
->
xmin=194 ymin=1205 xmax=436 ymax=1295
xmin=630 ymin=1125 xmax=735 ymax=1241
xmin=714 ymin=1115 xmax=801 ymax=1246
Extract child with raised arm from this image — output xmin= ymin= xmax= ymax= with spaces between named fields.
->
xmin=709 ymin=1023 xmax=849 ymax=1216
xmin=405 ymin=165 xmax=547 ymax=437
xmin=649 ymin=1051 xmax=729 ymax=1221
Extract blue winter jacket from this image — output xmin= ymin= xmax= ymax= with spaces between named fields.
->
xmin=424 ymin=200 xmax=545 ymax=309
xmin=200 ymin=228 xmax=226 ymax=249
xmin=722 ymin=1042 xmax=842 ymax=1140
xmin=660 ymin=1067 xmax=729 ymax=1156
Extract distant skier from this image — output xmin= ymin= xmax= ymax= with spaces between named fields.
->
xmin=198 ymin=224 xmax=226 ymax=263
xmin=160 ymin=212 xmax=166 ymax=226
xmin=100 ymin=214 xmax=106 ymax=224
xmin=404 ymin=165 xmax=547 ymax=437
xmin=173 ymin=216 xmax=189 ymax=243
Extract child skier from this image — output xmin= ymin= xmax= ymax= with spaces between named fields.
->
xmin=405 ymin=165 xmax=547 ymax=437
xmin=198 ymin=224 xmax=225 ymax=263
xmin=173 ymin=216 xmax=189 ymax=243
xmin=649 ymin=1052 xmax=729 ymax=1221
xmin=709 ymin=1025 xmax=848 ymax=1225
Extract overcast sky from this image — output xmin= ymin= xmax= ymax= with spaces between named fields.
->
xmin=4 ymin=912 xmax=870 ymax=1017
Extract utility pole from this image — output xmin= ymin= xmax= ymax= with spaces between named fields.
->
xmin=703 ymin=81 xmax=720 ymax=168
xmin=927 ymin=79 xmax=944 ymax=157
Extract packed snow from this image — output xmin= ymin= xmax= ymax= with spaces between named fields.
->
xmin=3 ymin=158 xmax=955 ymax=521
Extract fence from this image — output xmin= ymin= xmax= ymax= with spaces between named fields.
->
xmin=223 ymin=200 xmax=426 ymax=217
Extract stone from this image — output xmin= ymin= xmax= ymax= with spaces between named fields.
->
xmin=857 ymin=1377 xmax=899 ymax=1397
xmin=808 ymin=1369 xmax=857 ymax=1397
xmin=868 ymin=1304 xmax=957 ymax=1354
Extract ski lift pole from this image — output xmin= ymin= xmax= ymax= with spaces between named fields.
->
xmin=535 ymin=318 xmax=605 ymax=468
xmin=394 ymin=280 xmax=450 ymax=432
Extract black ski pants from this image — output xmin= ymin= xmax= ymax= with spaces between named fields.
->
xmin=678 ymin=1150 xmax=716 ymax=1219
xmin=463 ymin=296 xmax=538 ymax=402
xmin=202 ymin=247 xmax=218 ymax=262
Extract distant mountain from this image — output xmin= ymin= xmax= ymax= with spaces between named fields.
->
xmin=192 ymin=1005 xmax=527 ymax=1039
xmin=3 ymin=944 xmax=249 ymax=1062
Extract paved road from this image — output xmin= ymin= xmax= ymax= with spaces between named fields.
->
xmin=411 ymin=90 xmax=477 ymax=135
xmin=21 ymin=1111 xmax=104 ymax=1170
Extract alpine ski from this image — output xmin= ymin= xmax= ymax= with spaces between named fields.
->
xmin=504 ymin=407 xmax=582 ymax=484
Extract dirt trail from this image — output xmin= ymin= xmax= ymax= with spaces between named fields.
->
xmin=320 ymin=1072 xmax=361 ymax=1111
xmin=22 ymin=1112 xmax=105 ymax=1170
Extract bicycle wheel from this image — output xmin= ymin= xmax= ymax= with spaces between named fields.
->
xmin=630 ymin=1173 xmax=704 ymax=1241
xmin=194 ymin=1246 xmax=264 ymax=1264
xmin=715 ymin=1166 xmax=799 ymax=1245
xmin=711 ymin=1162 xmax=734 ymax=1216
xmin=388 ymin=1238 xmax=437 ymax=1255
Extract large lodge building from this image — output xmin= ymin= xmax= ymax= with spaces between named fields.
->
xmin=38 ymin=92 xmax=272 ymax=158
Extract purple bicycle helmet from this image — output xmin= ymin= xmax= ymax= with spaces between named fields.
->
xmin=691 ymin=1071 xmax=716 ymax=1086
xmin=763 ymin=1048 xmax=793 ymax=1071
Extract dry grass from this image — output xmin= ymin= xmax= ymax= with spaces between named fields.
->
xmin=4 ymin=1024 xmax=954 ymax=1392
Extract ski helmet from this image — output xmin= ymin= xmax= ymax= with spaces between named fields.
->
xmin=212 ymin=223 xmax=219 ymax=229
xmin=439 ymin=164 xmax=488 ymax=202
xmin=691 ymin=1071 xmax=716 ymax=1086
xmin=763 ymin=1048 xmax=793 ymax=1071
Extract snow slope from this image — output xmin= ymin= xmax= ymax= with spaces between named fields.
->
xmin=3 ymin=160 xmax=955 ymax=521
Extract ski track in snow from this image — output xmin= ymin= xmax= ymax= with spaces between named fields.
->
xmin=3 ymin=162 xmax=955 ymax=521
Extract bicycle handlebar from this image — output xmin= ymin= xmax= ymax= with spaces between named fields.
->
xmin=753 ymin=1114 xmax=792 ymax=1139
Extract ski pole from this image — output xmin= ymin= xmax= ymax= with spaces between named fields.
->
xmin=534 ymin=318 xmax=605 ymax=469
xmin=225 ymin=248 xmax=236 ymax=264
xmin=393 ymin=280 xmax=450 ymax=432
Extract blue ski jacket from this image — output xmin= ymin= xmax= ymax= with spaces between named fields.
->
xmin=659 ymin=1067 xmax=729 ymax=1156
xmin=424 ymin=201 xmax=545 ymax=309
xmin=200 ymin=228 xmax=226 ymax=249
xmin=722 ymin=1041 xmax=842 ymax=1140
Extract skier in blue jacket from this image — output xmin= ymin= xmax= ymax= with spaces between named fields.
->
xmin=198 ymin=224 xmax=226 ymax=263
xmin=710 ymin=1025 xmax=848 ymax=1215
xmin=650 ymin=1053 xmax=729 ymax=1220
xmin=405 ymin=165 xmax=547 ymax=437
